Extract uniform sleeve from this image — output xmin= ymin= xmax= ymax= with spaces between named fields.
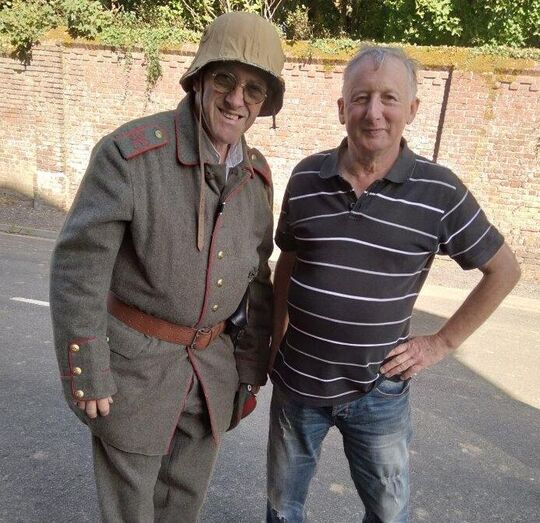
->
xmin=49 ymin=137 xmax=134 ymax=405
xmin=274 ymin=184 xmax=297 ymax=252
xmin=235 ymin=183 xmax=274 ymax=385
xmin=438 ymin=176 xmax=504 ymax=269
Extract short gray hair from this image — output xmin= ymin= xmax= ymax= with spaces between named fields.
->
xmin=343 ymin=46 xmax=419 ymax=98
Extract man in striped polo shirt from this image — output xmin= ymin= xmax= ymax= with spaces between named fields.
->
xmin=266 ymin=47 xmax=520 ymax=523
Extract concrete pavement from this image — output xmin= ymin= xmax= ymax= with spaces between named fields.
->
xmin=1 ymin=197 xmax=539 ymax=521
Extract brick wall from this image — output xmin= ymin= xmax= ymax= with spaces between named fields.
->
xmin=0 ymin=43 xmax=538 ymax=281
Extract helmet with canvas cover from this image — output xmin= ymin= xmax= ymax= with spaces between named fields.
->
xmin=180 ymin=12 xmax=285 ymax=117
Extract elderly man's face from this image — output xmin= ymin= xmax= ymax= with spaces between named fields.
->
xmin=195 ymin=62 xmax=268 ymax=160
xmin=338 ymin=56 xmax=419 ymax=161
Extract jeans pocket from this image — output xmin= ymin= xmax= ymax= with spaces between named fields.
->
xmin=374 ymin=378 xmax=410 ymax=398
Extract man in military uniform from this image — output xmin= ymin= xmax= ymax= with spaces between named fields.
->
xmin=50 ymin=12 xmax=285 ymax=522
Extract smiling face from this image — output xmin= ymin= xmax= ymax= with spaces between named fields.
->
xmin=195 ymin=62 xmax=268 ymax=160
xmin=338 ymin=55 xmax=419 ymax=164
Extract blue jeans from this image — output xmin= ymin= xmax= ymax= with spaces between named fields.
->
xmin=266 ymin=380 xmax=412 ymax=523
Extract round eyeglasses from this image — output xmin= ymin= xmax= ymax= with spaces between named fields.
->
xmin=211 ymin=71 xmax=267 ymax=105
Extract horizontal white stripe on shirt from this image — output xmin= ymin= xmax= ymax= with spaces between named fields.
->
xmin=292 ymin=211 xmax=350 ymax=226
xmin=294 ymin=236 xmax=432 ymax=256
xmin=290 ymin=321 xmax=410 ymax=347
xmin=441 ymin=191 xmax=469 ymax=221
xmin=279 ymin=350 xmax=380 ymax=384
xmin=439 ymin=208 xmax=481 ymax=247
xmin=286 ymin=340 xmax=385 ymax=367
xmin=296 ymin=257 xmax=429 ymax=278
xmin=450 ymin=225 xmax=492 ymax=258
xmin=292 ymin=170 xmax=321 ymax=178
xmin=288 ymin=300 xmax=413 ymax=326
xmin=292 ymin=276 xmax=419 ymax=303
xmin=366 ymin=191 xmax=445 ymax=214
xmin=349 ymin=211 xmax=438 ymax=239
xmin=289 ymin=190 xmax=352 ymax=202
xmin=410 ymin=174 xmax=457 ymax=191
xmin=272 ymin=369 xmax=378 ymax=400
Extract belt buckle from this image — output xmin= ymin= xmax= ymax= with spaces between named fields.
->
xmin=189 ymin=328 xmax=211 ymax=350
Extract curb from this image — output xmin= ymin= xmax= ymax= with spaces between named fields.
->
xmin=0 ymin=223 xmax=58 ymax=240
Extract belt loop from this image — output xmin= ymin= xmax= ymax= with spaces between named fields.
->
xmin=189 ymin=328 xmax=210 ymax=350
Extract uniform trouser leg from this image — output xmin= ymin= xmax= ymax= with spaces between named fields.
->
xmin=92 ymin=375 xmax=219 ymax=523
xmin=92 ymin=436 xmax=162 ymax=523
xmin=153 ymin=375 xmax=219 ymax=523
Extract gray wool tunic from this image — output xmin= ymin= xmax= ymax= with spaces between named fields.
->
xmin=50 ymin=94 xmax=274 ymax=455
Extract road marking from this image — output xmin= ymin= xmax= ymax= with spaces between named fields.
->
xmin=11 ymin=297 xmax=50 ymax=307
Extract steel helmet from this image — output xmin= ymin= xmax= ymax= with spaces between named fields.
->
xmin=180 ymin=12 xmax=285 ymax=117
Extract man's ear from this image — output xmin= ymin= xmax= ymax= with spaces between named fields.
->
xmin=337 ymin=98 xmax=345 ymax=125
xmin=407 ymin=97 xmax=420 ymax=125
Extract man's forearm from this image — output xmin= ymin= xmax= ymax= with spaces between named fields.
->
xmin=268 ymin=251 xmax=297 ymax=371
xmin=437 ymin=243 xmax=521 ymax=351
xmin=381 ymin=243 xmax=521 ymax=379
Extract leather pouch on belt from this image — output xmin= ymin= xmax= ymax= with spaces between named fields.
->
xmin=228 ymin=383 xmax=257 ymax=431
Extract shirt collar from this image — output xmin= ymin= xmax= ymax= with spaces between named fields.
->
xmin=319 ymin=137 xmax=416 ymax=183
xmin=202 ymin=131 xmax=243 ymax=172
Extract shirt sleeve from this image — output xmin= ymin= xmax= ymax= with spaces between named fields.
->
xmin=438 ymin=176 xmax=504 ymax=270
xmin=49 ymin=136 xmax=134 ymax=405
xmin=275 ymin=185 xmax=297 ymax=252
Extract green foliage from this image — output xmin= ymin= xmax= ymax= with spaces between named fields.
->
xmin=458 ymin=0 xmax=540 ymax=48
xmin=284 ymin=4 xmax=312 ymax=40
xmin=1 ymin=0 xmax=538 ymax=88
xmin=0 ymin=0 xmax=57 ymax=63
xmin=59 ymin=0 xmax=114 ymax=39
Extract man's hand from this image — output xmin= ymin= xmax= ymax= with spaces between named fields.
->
xmin=380 ymin=334 xmax=452 ymax=380
xmin=76 ymin=396 xmax=113 ymax=418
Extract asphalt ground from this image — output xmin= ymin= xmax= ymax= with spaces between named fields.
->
xmin=1 ymin=196 xmax=539 ymax=522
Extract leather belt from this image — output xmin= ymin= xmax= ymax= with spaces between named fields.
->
xmin=107 ymin=292 xmax=226 ymax=350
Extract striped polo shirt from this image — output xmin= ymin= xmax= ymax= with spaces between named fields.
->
xmin=271 ymin=139 xmax=504 ymax=406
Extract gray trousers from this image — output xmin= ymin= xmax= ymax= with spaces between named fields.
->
xmin=92 ymin=375 xmax=219 ymax=523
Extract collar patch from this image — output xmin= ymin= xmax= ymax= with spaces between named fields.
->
xmin=114 ymin=125 xmax=168 ymax=160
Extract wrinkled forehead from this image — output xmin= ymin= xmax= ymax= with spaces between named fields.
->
xmin=344 ymin=55 xmax=413 ymax=96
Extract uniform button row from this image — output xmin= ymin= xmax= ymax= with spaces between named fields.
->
xmin=217 ymin=250 xmax=225 ymax=259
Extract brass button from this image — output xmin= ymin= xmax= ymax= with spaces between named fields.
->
xmin=154 ymin=129 xmax=163 ymax=139
xmin=211 ymin=304 xmax=219 ymax=312
xmin=216 ymin=278 xmax=224 ymax=287
xmin=69 ymin=343 xmax=80 ymax=352
xmin=251 ymin=154 xmax=257 ymax=161
xmin=217 ymin=251 xmax=224 ymax=259
xmin=106 ymin=336 xmax=110 ymax=342
xmin=74 ymin=390 xmax=84 ymax=399
xmin=73 ymin=367 xmax=82 ymax=376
